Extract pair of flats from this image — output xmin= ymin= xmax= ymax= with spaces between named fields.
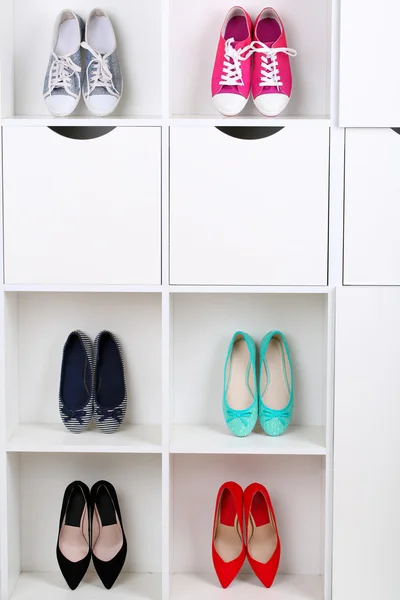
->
xmin=59 ymin=330 xmax=127 ymax=434
xmin=223 ymin=331 xmax=293 ymax=437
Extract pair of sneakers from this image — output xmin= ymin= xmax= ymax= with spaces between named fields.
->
xmin=211 ymin=6 xmax=297 ymax=117
xmin=43 ymin=8 xmax=123 ymax=117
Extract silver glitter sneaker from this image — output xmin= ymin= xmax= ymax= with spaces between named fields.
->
xmin=43 ymin=10 xmax=84 ymax=117
xmin=81 ymin=9 xmax=123 ymax=116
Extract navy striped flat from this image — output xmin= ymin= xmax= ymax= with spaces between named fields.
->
xmin=59 ymin=330 xmax=94 ymax=434
xmin=93 ymin=331 xmax=127 ymax=434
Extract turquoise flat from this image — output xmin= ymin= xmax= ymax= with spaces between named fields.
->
xmin=259 ymin=331 xmax=294 ymax=436
xmin=223 ymin=332 xmax=258 ymax=437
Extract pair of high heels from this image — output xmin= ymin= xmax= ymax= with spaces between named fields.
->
xmin=223 ymin=331 xmax=293 ymax=437
xmin=212 ymin=481 xmax=280 ymax=588
xmin=57 ymin=480 xmax=127 ymax=590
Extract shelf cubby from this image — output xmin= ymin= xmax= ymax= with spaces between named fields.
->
xmin=0 ymin=0 xmax=162 ymax=120
xmin=4 ymin=292 xmax=162 ymax=452
xmin=170 ymin=0 xmax=332 ymax=120
xmin=170 ymin=454 xmax=326 ymax=600
xmin=170 ymin=292 xmax=330 ymax=455
xmin=5 ymin=453 xmax=162 ymax=600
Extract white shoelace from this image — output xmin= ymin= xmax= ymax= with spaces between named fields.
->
xmin=219 ymin=38 xmax=253 ymax=87
xmin=46 ymin=53 xmax=81 ymax=98
xmin=250 ymin=41 xmax=297 ymax=87
xmin=81 ymin=42 xmax=120 ymax=98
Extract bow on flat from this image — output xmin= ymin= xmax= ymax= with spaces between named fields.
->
xmin=97 ymin=407 xmax=123 ymax=423
xmin=261 ymin=406 xmax=291 ymax=426
xmin=61 ymin=406 xmax=86 ymax=425
xmin=226 ymin=408 xmax=254 ymax=426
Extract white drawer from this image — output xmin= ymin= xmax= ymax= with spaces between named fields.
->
xmin=339 ymin=0 xmax=400 ymax=126
xmin=170 ymin=126 xmax=329 ymax=286
xmin=344 ymin=128 xmax=400 ymax=285
xmin=3 ymin=127 xmax=161 ymax=285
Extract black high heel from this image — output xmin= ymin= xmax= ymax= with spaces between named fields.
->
xmin=91 ymin=480 xmax=127 ymax=589
xmin=56 ymin=481 xmax=91 ymax=590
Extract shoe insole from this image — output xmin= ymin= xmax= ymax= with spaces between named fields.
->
xmin=225 ymin=15 xmax=248 ymax=42
xmin=88 ymin=16 xmax=115 ymax=54
xmin=257 ymin=18 xmax=281 ymax=45
xmin=97 ymin=334 xmax=124 ymax=408
xmin=55 ymin=18 xmax=79 ymax=56
xmin=62 ymin=337 xmax=89 ymax=410
xmin=93 ymin=487 xmax=123 ymax=562
xmin=214 ymin=489 xmax=242 ymax=562
xmin=226 ymin=338 xmax=254 ymax=411
xmin=59 ymin=488 xmax=89 ymax=563
xmin=261 ymin=338 xmax=290 ymax=410
xmin=96 ymin=486 xmax=117 ymax=527
xmin=248 ymin=492 xmax=277 ymax=564
xmin=66 ymin=487 xmax=86 ymax=527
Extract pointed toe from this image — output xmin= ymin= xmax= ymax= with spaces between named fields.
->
xmin=244 ymin=483 xmax=281 ymax=588
xmin=91 ymin=481 xmax=127 ymax=589
xmin=57 ymin=548 xmax=91 ymax=590
xmin=212 ymin=482 xmax=245 ymax=588
xmin=56 ymin=481 xmax=91 ymax=590
xmin=93 ymin=549 xmax=127 ymax=589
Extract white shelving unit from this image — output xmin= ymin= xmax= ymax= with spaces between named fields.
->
xmin=0 ymin=0 xmax=345 ymax=599
xmin=170 ymin=0 xmax=332 ymax=120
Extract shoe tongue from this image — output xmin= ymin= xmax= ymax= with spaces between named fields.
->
xmin=222 ymin=85 xmax=237 ymax=93
xmin=258 ymin=41 xmax=280 ymax=95
xmin=221 ymin=39 xmax=248 ymax=94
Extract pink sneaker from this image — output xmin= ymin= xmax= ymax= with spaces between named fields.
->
xmin=211 ymin=7 xmax=253 ymax=116
xmin=252 ymin=8 xmax=297 ymax=117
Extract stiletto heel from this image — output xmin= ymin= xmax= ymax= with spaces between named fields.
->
xmin=212 ymin=481 xmax=246 ymax=588
xmin=91 ymin=480 xmax=127 ymax=589
xmin=56 ymin=481 xmax=91 ymax=590
xmin=244 ymin=482 xmax=280 ymax=588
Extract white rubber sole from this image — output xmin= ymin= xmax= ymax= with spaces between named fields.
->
xmin=213 ymin=94 xmax=250 ymax=117
xmin=252 ymin=93 xmax=291 ymax=117
xmin=44 ymin=93 xmax=81 ymax=118
xmin=83 ymin=81 xmax=123 ymax=117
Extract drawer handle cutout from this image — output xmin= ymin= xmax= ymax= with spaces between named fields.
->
xmin=216 ymin=126 xmax=284 ymax=140
xmin=48 ymin=126 xmax=116 ymax=140
xmin=391 ymin=128 xmax=400 ymax=135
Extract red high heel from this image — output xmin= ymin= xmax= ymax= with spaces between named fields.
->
xmin=212 ymin=481 xmax=246 ymax=588
xmin=244 ymin=483 xmax=280 ymax=588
